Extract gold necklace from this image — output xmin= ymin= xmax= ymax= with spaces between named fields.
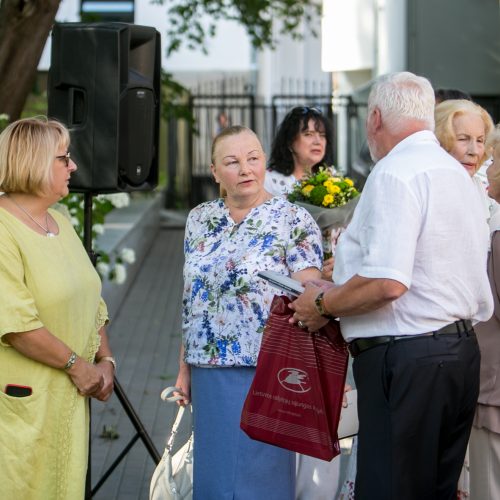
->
xmin=7 ymin=195 xmax=55 ymax=237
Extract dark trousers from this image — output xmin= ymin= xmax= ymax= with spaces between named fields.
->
xmin=353 ymin=332 xmax=480 ymax=500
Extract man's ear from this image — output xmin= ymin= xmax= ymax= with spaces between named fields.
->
xmin=210 ymin=164 xmax=220 ymax=184
xmin=372 ymin=107 xmax=382 ymax=132
xmin=366 ymin=107 xmax=382 ymax=137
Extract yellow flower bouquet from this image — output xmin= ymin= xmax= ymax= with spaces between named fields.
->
xmin=288 ymin=167 xmax=361 ymax=258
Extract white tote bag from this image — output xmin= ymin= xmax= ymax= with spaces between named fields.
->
xmin=337 ymin=389 xmax=359 ymax=440
xmin=150 ymin=387 xmax=193 ymax=500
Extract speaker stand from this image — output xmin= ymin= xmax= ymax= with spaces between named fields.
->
xmin=82 ymin=193 xmax=161 ymax=499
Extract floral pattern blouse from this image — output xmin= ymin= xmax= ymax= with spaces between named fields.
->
xmin=264 ymin=170 xmax=299 ymax=196
xmin=182 ymin=196 xmax=323 ymax=367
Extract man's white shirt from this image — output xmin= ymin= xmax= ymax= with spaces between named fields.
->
xmin=334 ymin=130 xmax=493 ymax=341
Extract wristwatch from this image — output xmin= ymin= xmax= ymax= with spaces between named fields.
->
xmin=314 ymin=291 xmax=334 ymax=319
xmin=97 ymin=356 xmax=117 ymax=371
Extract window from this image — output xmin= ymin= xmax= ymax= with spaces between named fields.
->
xmin=81 ymin=1 xmax=134 ymax=23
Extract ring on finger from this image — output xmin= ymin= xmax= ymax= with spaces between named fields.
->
xmin=297 ymin=320 xmax=306 ymax=329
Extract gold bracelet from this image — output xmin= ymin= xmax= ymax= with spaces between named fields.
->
xmin=97 ymin=356 xmax=116 ymax=371
xmin=63 ymin=352 xmax=77 ymax=371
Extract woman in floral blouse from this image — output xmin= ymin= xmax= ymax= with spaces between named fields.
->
xmin=174 ymin=125 xmax=323 ymax=499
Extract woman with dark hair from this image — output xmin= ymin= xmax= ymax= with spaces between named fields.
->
xmin=434 ymin=88 xmax=472 ymax=104
xmin=265 ymin=106 xmax=335 ymax=196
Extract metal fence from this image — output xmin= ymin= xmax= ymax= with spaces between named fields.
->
xmin=164 ymin=92 xmax=370 ymax=208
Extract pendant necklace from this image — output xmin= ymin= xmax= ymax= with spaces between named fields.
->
xmin=7 ymin=195 xmax=55 ymax=237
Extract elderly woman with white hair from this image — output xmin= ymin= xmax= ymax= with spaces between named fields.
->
xmin=435 ymin=99 xmax=496 ymax=222
xmin=469 ymin=125 xmax=500 ymax=500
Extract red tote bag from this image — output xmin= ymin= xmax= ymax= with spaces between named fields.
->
xmin=240 ymin=295 xmax=349 ymax=461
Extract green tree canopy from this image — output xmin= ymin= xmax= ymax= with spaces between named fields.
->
xmin=154 ymin=0 xmax=320 ymax=55
xmin=0 ymin=0 xmax=321 ymax=121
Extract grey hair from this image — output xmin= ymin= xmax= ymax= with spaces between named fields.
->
xmin=368 ymin=72 xmax=436 ymax=132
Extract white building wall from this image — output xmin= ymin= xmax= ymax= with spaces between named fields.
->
xmin=256 ymin=9 xmax=331 ymax=104
xmin=322 ymin=0 xmax=375 ymax=74
xmin=38 ymin=0 xmax=254 ymax=87
xmin=321 ymin=0 xmax=407 ymax=169
xmin=375 ymin=0 xmax=406 ymax=76
xmin=321 ymin=0 xmax=407 ymax=94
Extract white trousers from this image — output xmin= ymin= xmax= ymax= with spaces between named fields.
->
xmin=469 ymin=426 xmax=500 ymax=500
xmin=295 ymin=454 xmax=341 ymax=500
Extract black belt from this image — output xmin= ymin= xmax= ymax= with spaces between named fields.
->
xmin=348 ymin=320 xmax=474 ymax=358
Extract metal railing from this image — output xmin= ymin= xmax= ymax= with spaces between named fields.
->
xmin=164 ymin=92 xmax=370 ymax=208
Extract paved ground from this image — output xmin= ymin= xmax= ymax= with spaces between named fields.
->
xmin=88 ymin=221 xmax=355 ymax=499
xmin=90 ymin=227 xmax=186 ymax=500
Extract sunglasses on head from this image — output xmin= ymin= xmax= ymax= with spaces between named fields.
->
xmin=291 ymin=106 xmax=323 ymax=116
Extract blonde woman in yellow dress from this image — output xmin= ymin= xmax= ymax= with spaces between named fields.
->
xmin=0 ymin=117 xmax=115 ymax=499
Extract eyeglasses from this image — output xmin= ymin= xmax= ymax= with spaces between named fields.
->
xmin=291 ymin=106 xmax=323 ymax=116
xmin=56 ymin=152 xmax=71 ymax=167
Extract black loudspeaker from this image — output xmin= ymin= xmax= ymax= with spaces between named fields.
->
xmin=48 ymin=22 xmax=160 ymax=193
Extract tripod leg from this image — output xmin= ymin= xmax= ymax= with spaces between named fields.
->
xmin=91 ymin=433 xmax=140 ymax=496
xmin=113 ymin=377 xmax=161 ymax=463
xmin=88 ymin=377 xmax=161 ymax=497
xmin=85 ymin=399 xmax=92 ymax=499
xmin=81 ymin=195 xmax=160 ymax=494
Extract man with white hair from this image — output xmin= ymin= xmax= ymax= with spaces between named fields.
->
xmin=290 ymin=71 xmax=493 ymax=499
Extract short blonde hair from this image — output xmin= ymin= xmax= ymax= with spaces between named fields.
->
xmin=435 ymin=100 xmax=494 ymax=166
xmin=0 ymin=116 xmax=70 ymax=196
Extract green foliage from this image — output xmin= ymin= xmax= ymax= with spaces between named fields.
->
xmin=58 ymin=194 xmax=115 ymax=243
xmin=0 ymin=91 xmax=48 ymax=133
xmin=56 ymin=193 xmax=137 ymax=284
xmin=22 ymin=91 xmax=48 ymax=118
xmin=308 ymin=184 xmax=328 ymax=205
xmin=152 ymin=0 xmax=321 ymax=55
xmin=160 ymin=70 xmax=195 ymax=128
xmin=0 ymin=113 xmax=8 ymax=133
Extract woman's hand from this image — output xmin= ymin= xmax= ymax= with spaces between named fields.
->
xmin=67 ymin=357 xmax=104 ymax=397
xmin=92 ymin=327 xmax=115 ymax=401
xmin=342 ymin=384 xmax=352 ymax=408
xmin=174 ymin=363 xmax=191 ymax=406
xmin=92 ymin=360 xmax=115 ymax=401
xmin=321 ymin=257 xmax=334 ymax=281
